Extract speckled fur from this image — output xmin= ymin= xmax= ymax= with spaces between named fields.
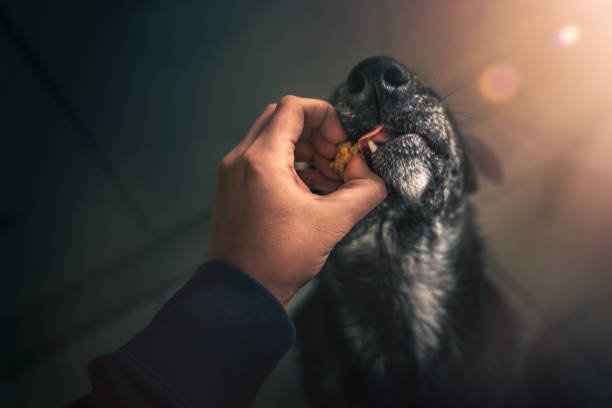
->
xmin=295 ymin=58 xmax=522 ymax=407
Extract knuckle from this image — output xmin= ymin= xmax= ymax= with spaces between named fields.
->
xmin=319 ymin=99 xmax=334 ymax=111
xmin=374 ymin=179 xmax=388 ymax=200
xmin=218 ymin=154 xmax=233 ymax=172
xmin=242 ymin=150 xmax=264 ymax=173
xmin=243 ymin=149 xmax=257 ymax=164
xmin=279 ymin=94 xmax=298 ymax=106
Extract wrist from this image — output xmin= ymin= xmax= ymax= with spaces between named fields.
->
xmin=206 ymin=257 xmax=295 ymax=306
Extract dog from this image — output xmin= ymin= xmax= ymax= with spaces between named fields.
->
xmin=294 ymin=56 xmax=524 ymax=407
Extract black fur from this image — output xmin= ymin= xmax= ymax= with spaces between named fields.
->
xmin=295 ymin=57 xmax=523 ymax=407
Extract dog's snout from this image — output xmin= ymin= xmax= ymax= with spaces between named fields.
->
xmin=345 ymin=56 xmax=411 ymax=107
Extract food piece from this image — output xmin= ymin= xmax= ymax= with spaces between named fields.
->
xmin=330 ymin=126 xmax=395 ymax=177
xmin=330 ymin=141 xmax=360 ymax=178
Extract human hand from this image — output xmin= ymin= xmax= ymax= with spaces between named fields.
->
xmin=208 ymin=96 xmax=387 ymax=305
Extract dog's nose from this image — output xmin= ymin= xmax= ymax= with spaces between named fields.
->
xmin=345 ymin=56 xmax=411 ymax=105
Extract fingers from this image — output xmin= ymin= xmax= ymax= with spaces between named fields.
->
xmin=311 ymin=129 xmax=340 ymax=159
xmin=323 ymin=155 xmax=387 ymax=225
xmin=342 ymin=154 xmax=377 ymax=182
xmin=293 ymin=134 xmax=341 ymax=182
xmin=294 ymin=126 xmax=339 ymax=163
xmin=231 ymin=97 xmax=345 ymax=176
xmin=313 ymin=151 xmax=342 ymax=180
xmin=295 ymin=124 xmax=342 ymax=180
xmin=294 ymin=136 xmax=315 ymax=162
xmin=297 ymin=169 xmax=343 ymax=193
xmin=294 ymin=141 xmax=336 ymax=178
xmin=256 ymin=95 xmax=347 ymax=151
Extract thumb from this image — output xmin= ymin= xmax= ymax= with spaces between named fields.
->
xmin=323 ymin=155 xmax=387 ymax=227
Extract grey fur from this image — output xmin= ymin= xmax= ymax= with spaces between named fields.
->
xmin=295 ymin=57 xmax=522 ymax=407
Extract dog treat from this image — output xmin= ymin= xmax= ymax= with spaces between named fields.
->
xmin=330 ymin=141 xmax=360 ymax=178
xmin=330 ymin=126 xmax=392 ymax=177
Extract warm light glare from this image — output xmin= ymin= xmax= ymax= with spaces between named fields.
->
xmin=555 ymin=24 xmax=581 ymax=47
xmin=478 ymin=63 xmax=521 ymax=104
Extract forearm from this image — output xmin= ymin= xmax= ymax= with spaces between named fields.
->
xmin=73 ymin=261 xmax=295 ymax=407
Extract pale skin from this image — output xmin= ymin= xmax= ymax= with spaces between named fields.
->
xmin=208 ymin=95 xmax=387 ymax=305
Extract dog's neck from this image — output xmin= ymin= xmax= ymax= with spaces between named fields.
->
xmin=329 ymin=200 xmax=477 ymax=375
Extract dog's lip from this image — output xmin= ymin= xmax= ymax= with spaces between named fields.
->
xmin=357 ymin=125 xmax=395 ymax=154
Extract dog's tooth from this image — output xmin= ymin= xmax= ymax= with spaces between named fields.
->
xmin=368 ymin=140 xmax=378 ymax=153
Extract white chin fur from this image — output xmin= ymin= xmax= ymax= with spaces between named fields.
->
xmin=399 ymin=165 xmax=430 ymax=200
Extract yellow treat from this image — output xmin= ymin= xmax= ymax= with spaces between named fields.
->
xmin=330 ymin=141 xmax=360 ymax=178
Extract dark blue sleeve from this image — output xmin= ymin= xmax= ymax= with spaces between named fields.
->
xmin=72 ymin=261 xmax=296 ymax=407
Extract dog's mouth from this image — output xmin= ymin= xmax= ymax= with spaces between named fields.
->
xmin=356 ymin=125 xmax=395 ymax=156
xmin=355 ymin=124 xmax=433 ymax=162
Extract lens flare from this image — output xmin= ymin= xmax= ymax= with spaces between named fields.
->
xmin=478 ymin=63 xmax=521 ymax=104
xmin=555 ymin=24 xmax=581 ymax=47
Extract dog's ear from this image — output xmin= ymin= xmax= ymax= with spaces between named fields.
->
xmin=462 ymin=134 xmax=503 ymax=194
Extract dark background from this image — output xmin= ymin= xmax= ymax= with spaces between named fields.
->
xmin=1 ymin=1 xmax=611 ymax=406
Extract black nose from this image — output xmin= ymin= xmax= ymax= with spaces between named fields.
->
xmin=345 ymin=56 xmax=411 ymax=106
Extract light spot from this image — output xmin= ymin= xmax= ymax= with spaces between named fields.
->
xmin=555 ymin=24 xmax=581 ymax=47
xmin=478 ymin=63 xmax=521 ymax=104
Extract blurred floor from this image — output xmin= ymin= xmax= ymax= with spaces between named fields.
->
xmin=1 ymin=0 xmax=611 ymax=406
